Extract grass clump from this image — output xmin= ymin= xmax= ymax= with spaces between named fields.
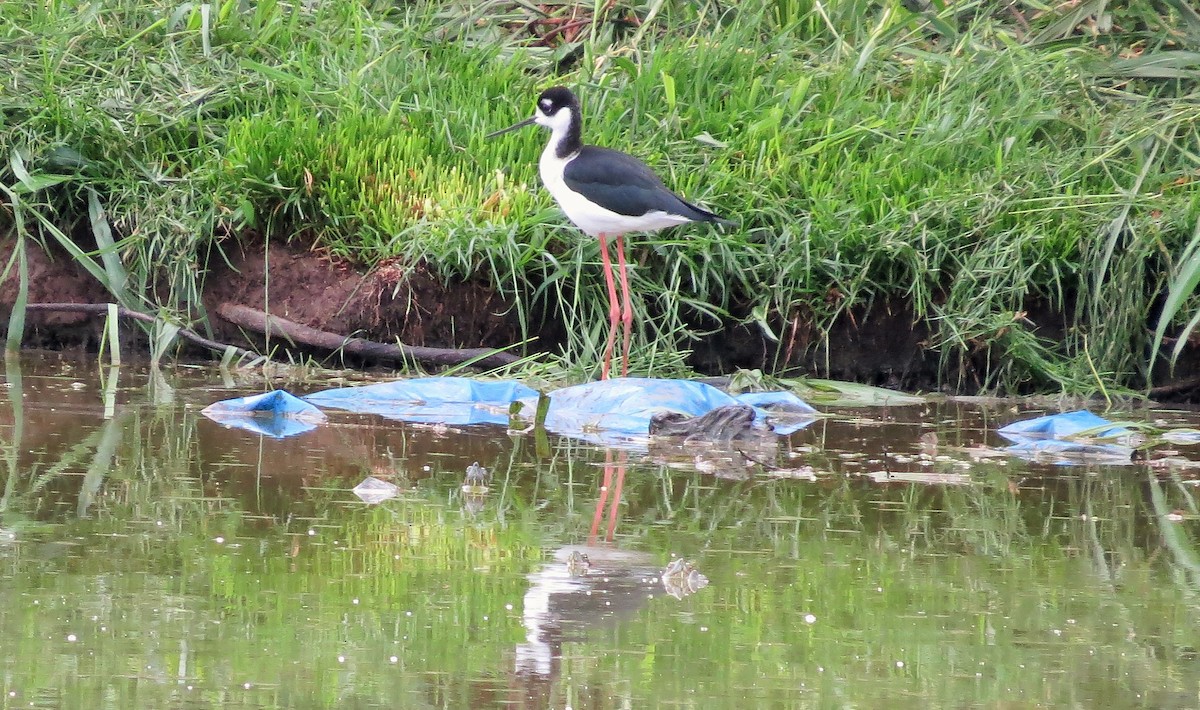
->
xmin=1 ymin=0 xmax=1199 ymax=393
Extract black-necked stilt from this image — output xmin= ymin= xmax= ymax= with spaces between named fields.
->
xmin=487 ymin=86 xmax=734 ymax=379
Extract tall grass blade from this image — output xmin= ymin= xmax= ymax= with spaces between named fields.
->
xmin=3 ymin=183 xmax=134 ymax=311
xmin=7 ymin=149 xmax=69 ymax=194
xmin=88 ymin=189 xmax=132 ymax=309
xmin=1098 ymin=51 xmax=1200 ymax=79
xmin=1151 ymin=215 xmax=1200 ymax=377
xmin=77 ymin=417 xmax=123 ymax=515
xmin=150 ymin=317 xmax=182 ymax=369
xmin=853 ymin=3 xmax=896 ymax=76
xmin=106 ymin=303 xmax=121 ymax=367
xmin=1094 ymin=138 xmax=1159 ymax=304
xmin=1032 ymin=0 xmax=1108 ymax=44
xmin=100 ymin=365 xmax=119 ymax=419
xmin=201 ymin=3 xmax=212 ymax=58
xmin=1158 ymin=0 xmax=1200 ymax=35
xmin=2 ymin=230 xmax=28 ymax=355
xmin=147 ymin=365 xmax=176 ymax=406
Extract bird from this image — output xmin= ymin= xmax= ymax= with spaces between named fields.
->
xmin=487 ymin=86 xmax=734 ymax=380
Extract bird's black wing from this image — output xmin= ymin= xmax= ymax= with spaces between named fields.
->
xmin=563 ymin=146 xmax=704 ymax=219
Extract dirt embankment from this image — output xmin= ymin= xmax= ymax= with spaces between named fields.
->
xmin=3 ymin=237 xmax=1199 ymax=399
xmin=0 ymin=238 xmax=519 ymax=364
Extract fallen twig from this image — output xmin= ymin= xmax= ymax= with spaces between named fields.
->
xmin=216 ymin=303 xmax=520 ymax=369
xmin=19 ymin=302 xmax=521 ymax=370
xmin=1149 ymin=374 xmax=1200 ymax=400
xmin=23 ymin=302 xmax=256 ymax=360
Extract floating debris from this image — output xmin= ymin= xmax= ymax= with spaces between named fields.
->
xmin=352 ymin=476 xmax=400 ymax=505
xmin=460 ymin=462 xmax=491 ymax=514
xmin=465 ymin=461 xmax=489 ymax=484
xmin=765 ymin=466 xmax=818 ymax=481
xmin=861 ymin=470 xmax=973 ymax=486
xmin=200 ymin=390 xmax=327 ymax=438
xmin=1161 ymin=428 xmax=1200 ymax=445
xmin=461 ymin=461 xmax=490 ymax=495
xmin=648 ymin=405 xmax=784 ymax=479
xmin=997 ymin=410 xmax=1134 ymax=464
xmin=565 ymin=550 xmax=591 ymax=577
xmin=661 ymin=557 xmax=709 ymax=599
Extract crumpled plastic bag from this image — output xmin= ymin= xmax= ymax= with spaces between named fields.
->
xmin=997 ymin=410 xmax=1133 ymax=463
xmin=199 ymin=390 xmax=327 ymax=438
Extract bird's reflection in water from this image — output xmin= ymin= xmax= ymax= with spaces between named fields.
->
xmin=515 ymin=450 xmax=661 ymax=680
xmin=514 ymin=448 xmax=709 ymax=701
xmin=514 ymin=543 xmax=662 ymax=679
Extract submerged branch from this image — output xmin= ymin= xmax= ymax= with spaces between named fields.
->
xmin=216 ymin=303 xmax=520 ymax=369
xmin=22 ymin=302 xmax=520 ymax=370
xmin=24 ymin=302 xmax=254 ymax=359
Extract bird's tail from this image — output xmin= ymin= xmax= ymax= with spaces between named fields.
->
xmin=683 ymin=199 xmax=737 ymax=229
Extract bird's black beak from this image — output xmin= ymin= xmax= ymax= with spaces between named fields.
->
xmin=485 ymin=116 xmax=536 ymax=139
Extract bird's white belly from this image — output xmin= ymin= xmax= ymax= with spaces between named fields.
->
xmin=540 ymin=150 xmax=690 ymax=238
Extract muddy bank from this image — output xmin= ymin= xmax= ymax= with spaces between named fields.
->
xmin=2 ymin=238 xmax=1198 ymax=399
xmin=0 ymin=239 xmax=522 ymax=364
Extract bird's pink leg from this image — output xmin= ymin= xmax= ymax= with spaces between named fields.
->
xmin=598 ymin=234 xmax=620 ymax=380
xmin=615 ymin=234 xmax=632 ymax=378
xmin=589 ymin=449 xmax=615 ymax=544
xmin=605 ymin=450 xmax=627 ymax=542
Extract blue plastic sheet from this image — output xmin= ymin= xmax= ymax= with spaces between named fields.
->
xmin=303 ymin=377 xmax=538 ymax=426
xmin=732 ymin=390 xmax=820 ymax=414
xmin=997 ymin=410 xmax=1133 ymax=463
xmin=200 ymin=390 xmax=327 ymax=439
xmin=202 ymin=376 xmax=817 ymax=444
xmin=523 ymin=378 xmax=818 ymax=445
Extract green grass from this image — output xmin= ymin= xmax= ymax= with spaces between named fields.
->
xmin=1 ymin=0 xmax=1199 ymax=392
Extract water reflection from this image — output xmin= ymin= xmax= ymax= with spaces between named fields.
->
xmin=514 ymin=449 xmax=712 ymax=703
xmin=0 ymin=354 xmax=1198 ymax=708
xmin=516 ymin=544 xmax=659 ymax=682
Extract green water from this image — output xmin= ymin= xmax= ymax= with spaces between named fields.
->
xmin=1 ymin=354 xmax=1199 ymax=709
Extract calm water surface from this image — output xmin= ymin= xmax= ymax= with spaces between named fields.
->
xmin=1 ymin=354 xmax=1199 ymax=709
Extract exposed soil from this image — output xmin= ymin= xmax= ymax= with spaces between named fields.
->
xmin=198 ymin=241 xmax=523 ymax=360
xmin=3 ymin=236 xmax=1200 ymax=399
xmin=0 ymin=238 xmax=522 ymax=366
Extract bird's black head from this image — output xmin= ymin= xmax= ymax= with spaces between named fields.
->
xmin=535 ymin=86 xmax=579 ymax=121
xmin=532 ymin=86 xmax=582 ymax=156
xmin=485 ymin=85 xmax=582 ymax=156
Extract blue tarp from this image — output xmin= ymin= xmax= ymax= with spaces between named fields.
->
xmin=200 ymin=390 xmax=327 ymax=439
xmin=523 ymin=378 xmax=817 ymax=444
xmin=304 ymin=377 xmax=538 ymax=426
xmin=997 ymin=410 xmax=1133 ymax=462
xmin=201 ymin=376 xmax=817 ymax=444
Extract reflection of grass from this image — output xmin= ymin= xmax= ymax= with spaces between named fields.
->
xmin=0 ymin=357 xmax=24 ymax=518
xmin=1 ymin=376 xmax=1199 ymax=705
